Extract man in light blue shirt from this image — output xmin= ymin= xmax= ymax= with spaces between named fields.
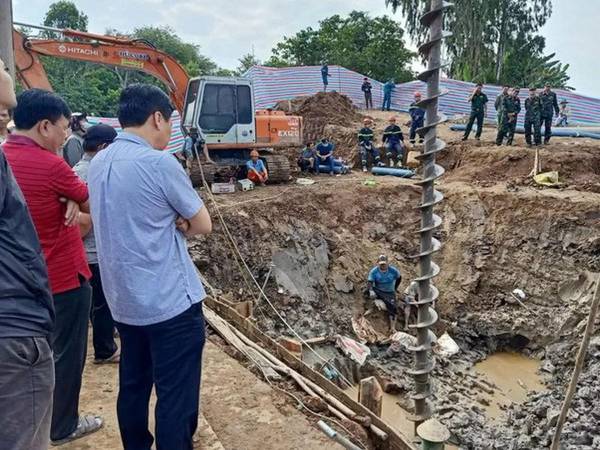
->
xmin=88 ymin=84 xmax=212 ymax=450
xmin=364 ymin=255 xmax=402 ymax=332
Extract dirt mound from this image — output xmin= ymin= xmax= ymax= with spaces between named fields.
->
xmin=276 ymin=92 xmax=362 ymax=144
xmin=439 ymin=142 xmax=600 ymax=191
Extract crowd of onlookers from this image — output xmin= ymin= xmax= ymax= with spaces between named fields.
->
xmin=0 ymin=56 xmax=212 ymax=450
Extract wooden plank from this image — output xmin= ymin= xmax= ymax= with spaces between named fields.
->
xmin=359 ymin=377 xmax=383 ymax=417
xmin=204 ymin=296 xmax=416 ymax=450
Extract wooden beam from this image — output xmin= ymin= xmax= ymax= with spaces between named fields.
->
xmin=204 ymin=296 xmax=416 ymax=450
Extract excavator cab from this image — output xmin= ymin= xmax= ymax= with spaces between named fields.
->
xmin=182 ymin=76 xmax=255 ymax=145
xmin=182 ymin=76 xmax=300 ymax=185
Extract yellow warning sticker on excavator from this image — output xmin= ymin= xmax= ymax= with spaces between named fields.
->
xmin=121 ymin=59 xmax=144 ymax=69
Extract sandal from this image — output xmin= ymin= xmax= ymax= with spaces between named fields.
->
xmin=51 ymin=415 xmax=103 ymax=446
xmin=94 ymin=348 xmax=120 ymax=364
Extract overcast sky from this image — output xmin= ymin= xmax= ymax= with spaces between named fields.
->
xmin=12 ymin=0 xmax=599 ymax=97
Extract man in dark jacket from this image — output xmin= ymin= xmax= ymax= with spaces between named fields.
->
xmin=361 ymin=77 xmax=373 ymax=109
xmin=0 ymin=57 xmax=55 ymax=450
xmin=540 ymin=85 xmax=559 ymax=144
xmin=382 ymin=116 xmax=405 ymax=167
xmin=462 ymin=83 xmax=488 ymax=141
xmin=358 ymin=118 xmax=381 ymax=172
xmin=408 ymin=91 xmax=425 ymax=145
xmin=524 ymin=88 xmax=543 ymax=146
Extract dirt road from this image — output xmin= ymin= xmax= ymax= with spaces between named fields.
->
xmin=61 ymin=336 xmax=341 ymax=450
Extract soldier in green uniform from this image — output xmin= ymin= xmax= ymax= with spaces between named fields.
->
xmin=524 ymin=88 xmax=543 ymax=146
xmin=539 ymin=84 xmax=560 ymax=144
xmin=495 ymin=85 xmax=510 ymax=126
xmin=506 ymin=88 xmax=521 ymax=145
xmin=495 ymin=87 xmax=521 ymax=145
xmin=462 ymin=83 xmax=488 ymax=141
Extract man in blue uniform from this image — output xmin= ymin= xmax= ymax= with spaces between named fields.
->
xmin=364 ymin=255 xmax=402 ymax=332
xmin=321 ymin=63 xmax=331 ymax=92
xmin=408 ymin=92 xmax=425 ymax=145
xmin=315 ymin=138 xmax=335 ymax=175
xmin=382 ymin=116 xmax=405 ymax=167
xmin=382 ymin=80 xmax=395 ymax=111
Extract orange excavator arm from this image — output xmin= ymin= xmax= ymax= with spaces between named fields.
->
xmin=13 ymin=27 xmax=190 ymax=112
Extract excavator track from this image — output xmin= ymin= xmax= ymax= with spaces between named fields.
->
xmin=261 ymin=153 xmax=291 ymax=184
xmin=189 ymin=160 xmax=216 ymax=188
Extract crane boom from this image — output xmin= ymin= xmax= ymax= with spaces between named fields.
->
xmin=13 ymin=27 xmax=189 ymax=111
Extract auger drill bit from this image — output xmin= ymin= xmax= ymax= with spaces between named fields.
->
xmin=408 ymin=0 xmax=452 ymax=430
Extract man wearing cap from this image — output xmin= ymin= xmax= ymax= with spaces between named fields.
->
xmin=382 ymin=117 xmax=405 ymax=167
xmin=361 ymin=77 xmax=373 ymax=109
xmin=358 ymin=118 xmax=381 ymax=172
xmin=321 ymin=63 xmax=331 ymax=92
xmin=556 ymin=99 xmax=571 ymax=127
xmin=408 ymin=92 xmax=425 ymax=145
xmin=247 ymin=149 xmax=268 ymax=185
xmin=365 ymin=255 xmax=402 ymax=332
xmin=540 ymin=85 xmax=560 ymax=144
xmin=462 ymin=83 xmax=488 ymax=141
xmin=73 ymin=124 xmax=120 ymax=365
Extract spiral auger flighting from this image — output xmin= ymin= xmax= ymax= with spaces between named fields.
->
xmin=408 ymin=0 xmax=451 ymax=430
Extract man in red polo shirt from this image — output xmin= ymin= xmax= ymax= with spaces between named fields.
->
xmin=3 ymin=89 xmax=103 ymax=445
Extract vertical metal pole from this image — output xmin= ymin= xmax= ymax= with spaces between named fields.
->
xmin=0 ymin=0 xmax=15 ymax=78
xmin=408 ymin=0 xmax=451 ymax=431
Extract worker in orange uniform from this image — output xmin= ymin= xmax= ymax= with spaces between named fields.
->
xmin=246 ymin=150 xmax=269 ymax=185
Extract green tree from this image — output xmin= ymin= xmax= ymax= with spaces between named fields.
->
xmin=43 ymin=0 xmax=88 ymax=31
xmin=130 ymin=26 xmax=217 ymax=77
xmin=385 ymin=0 xmax=569 ymax=87
xmin=265 ymin=11 xmax=415 ymax=82
xmin=36 ymin=2 xmax=226 ymax=115
xmin=236 ymin=53 xmax=260 ymax=75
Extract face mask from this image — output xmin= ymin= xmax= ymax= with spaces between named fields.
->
xmin=81 ymin=121 xmax=90 ymax=131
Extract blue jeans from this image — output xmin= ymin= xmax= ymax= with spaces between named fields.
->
xmin=382 ymin=93 xmax=392 ymax=111
xmin=115 ymin=303 xmax=205 ymax=450
xmin=556 ymin=116 xmax=568 ymax=127
xmin=317 ymin=155 xmax=335 ymax=174
xmin=385 ymin=141 xmax=404 ymax=163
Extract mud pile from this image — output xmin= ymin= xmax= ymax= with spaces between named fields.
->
xmin=276 ymin=92 xmax=362 ymax=162
xmin=191 ymin=138 xmax=600 ymax=449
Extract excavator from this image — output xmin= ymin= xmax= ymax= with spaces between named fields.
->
xmin=13 ymin=24 xmax=302 ymax=183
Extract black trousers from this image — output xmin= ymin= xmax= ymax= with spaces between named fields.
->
xmin=364 ymin=91 xmax=373 ymax=109
xmin=525 ymin=118 xmax=542 ymax=145
xmin=542 ymin=115 xmax=553 ymax=143
xmin=89 ymin=263 xmax=118 ymax=360
xmin=51 ymin=280 xmax=92 ymax=440
xmin=463 ymin=111 xmax=484 ymax=138
xmin=115 ymin=303 xmax=205 ymax=450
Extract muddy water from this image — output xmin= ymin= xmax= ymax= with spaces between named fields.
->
xmin=473 ymin=352 xmax=547 ymax=418
xmin=344 ymin=386 xmax=459 ymax=449
xmin=344 ymin=385 xmax=415 ymax=439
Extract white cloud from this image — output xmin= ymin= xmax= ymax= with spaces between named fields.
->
xmin=12 ymin=0 xmax=598 ymax=96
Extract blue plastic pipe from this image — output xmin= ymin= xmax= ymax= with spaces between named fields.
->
xmin=371 ymin=166 xmax=415 ymax=178
xmin=318 ymin=165 xmax=349 ymax=174
xmin=449 ymin=124 xmax=600 ymax=140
